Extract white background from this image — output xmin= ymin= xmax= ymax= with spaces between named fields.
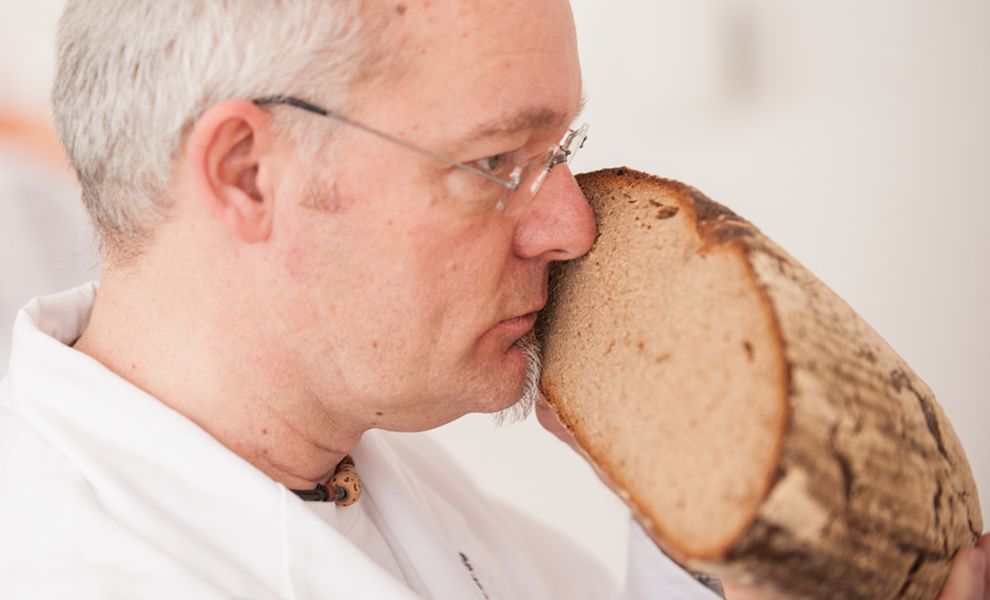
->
xmin=2 ymin=0 xmax=987 ymax=584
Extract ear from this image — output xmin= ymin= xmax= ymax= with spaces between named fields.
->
xmin=183 ymin=99 xmax=278 ymax=244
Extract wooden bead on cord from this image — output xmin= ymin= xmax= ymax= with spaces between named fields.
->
xmin=330 ymin=455 xmax=361 ymax=506
xmin=290 ymin=454 xmax=361 ymax=506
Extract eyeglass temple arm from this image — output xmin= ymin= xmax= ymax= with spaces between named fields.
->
xmin=252 ymin=95 xmax=519 ymax=190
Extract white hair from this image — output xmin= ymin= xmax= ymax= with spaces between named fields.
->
xmin=493 ymin=332 xmax=543 ymax=426
xmin=52 ymin=0 xmax=387 ymax=260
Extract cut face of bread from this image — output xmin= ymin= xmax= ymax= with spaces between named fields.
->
xmin=536 ymin=167 xmax=982 ymax=600
xmin=537 ymin=172 xmax=788 ymax=558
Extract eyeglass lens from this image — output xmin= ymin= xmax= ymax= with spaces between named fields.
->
xmin=498 ymin=124 xmax=589 ymax=215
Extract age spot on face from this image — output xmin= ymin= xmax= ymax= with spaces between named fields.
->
xmin=395 ymin=4 xmax=407 ymax=16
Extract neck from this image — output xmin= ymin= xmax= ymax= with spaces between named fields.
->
xmin=73 ymin=263 xmax=364 ymax=490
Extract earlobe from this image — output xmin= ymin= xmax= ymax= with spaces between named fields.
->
xmin=185 ymin=99 xmax=277 ymax=244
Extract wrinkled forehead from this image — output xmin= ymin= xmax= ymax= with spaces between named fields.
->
xmin=363 ymin=0 xmax=582 ymax=146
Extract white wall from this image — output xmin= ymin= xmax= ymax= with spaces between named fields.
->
xmin=2 ymin=0 xmax=987 ymax=585
xmin=0 ymin=0 xmax=62 ymax=117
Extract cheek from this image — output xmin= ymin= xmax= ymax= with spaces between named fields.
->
xmin=280 ymin=245 xmax=308 ymax=281
xmin=410 ymin=222 xmax=484 ymax=292
xmin=294 ymin=230 xmax=446 ymax=359
xmin=275 ymin=194 xmax=511 ymax=375
xmin=353 ymin=225 xmax=501 ymax=371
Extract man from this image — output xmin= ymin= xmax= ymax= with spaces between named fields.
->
xmin=1 ymin=0 xmax=986 ymax=598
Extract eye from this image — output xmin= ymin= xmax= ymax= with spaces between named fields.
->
xmin=472 ymin=153 xmax=510 ymax=174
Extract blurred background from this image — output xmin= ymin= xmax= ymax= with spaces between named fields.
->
xmin=0 ymin=0 xmax=100 ymax=360
xmin=2 ymin=0 xmax=987 ymax=584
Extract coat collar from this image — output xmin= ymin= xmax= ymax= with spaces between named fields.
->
xmin=6 ymin=284 xmax=420 ymax=599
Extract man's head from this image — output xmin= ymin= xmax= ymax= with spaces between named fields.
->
xmin=53 ymin=0 xmax=594 ymax=433
xmin=53 ymin=0 xmax=387 ymax=258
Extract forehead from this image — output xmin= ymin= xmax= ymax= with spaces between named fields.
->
xmin=364 ymin=0 xmax=582 ymax=144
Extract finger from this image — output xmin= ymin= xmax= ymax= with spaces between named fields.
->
xmin=534 ymin=392 xmax=560 ymax=431
xmin=978 ymin=535 xmax=990 ymax=600
xmin=721 ymin=581 xmax=763 ymax=600
xmin=936 ymin=547 xmax=986 ymax=600
xmin=534 ymin=393 xmax=582 ymax=451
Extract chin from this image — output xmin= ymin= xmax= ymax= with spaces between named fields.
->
xmin=402 ymin=332 xmax=542 ymax=430
xmin=490 ymin=332 xmax=542 ymax=425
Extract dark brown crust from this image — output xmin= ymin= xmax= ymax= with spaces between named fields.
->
xmin=575 ymin=167 xmax=753 ymax=245
xmin=542 ymin=167 xmax=793 ymax=561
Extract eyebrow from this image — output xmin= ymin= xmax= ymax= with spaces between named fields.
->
xmin=460 ymin=94 xmax=588 ymax=144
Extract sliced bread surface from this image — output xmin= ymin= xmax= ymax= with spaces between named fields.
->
xmin=537 ymin=167 xmax=982 ymax=600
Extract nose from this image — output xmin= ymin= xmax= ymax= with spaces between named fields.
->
xmin=513 ymin=165 xmax=597 ymax=262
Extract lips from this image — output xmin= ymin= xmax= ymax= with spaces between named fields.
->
xmin=504 ymin=298 xmax=546 ymax=325
xmin=503 ymin=311 xmax=539 ymax=326
xmin=493 ymin=294 xmax=546 ymax=338
xmin=497 ymin=311 xmax=539 ymax=337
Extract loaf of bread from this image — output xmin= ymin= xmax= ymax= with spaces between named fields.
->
xmin=536 ymin=167 xmax=982 ymax=600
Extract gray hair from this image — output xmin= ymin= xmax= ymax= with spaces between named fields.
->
xmin=52 ymin=0 xmax=387 ymax=260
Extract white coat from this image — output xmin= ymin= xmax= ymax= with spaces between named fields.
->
xmin=0 ymin=284 xmax=722 ymax=599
